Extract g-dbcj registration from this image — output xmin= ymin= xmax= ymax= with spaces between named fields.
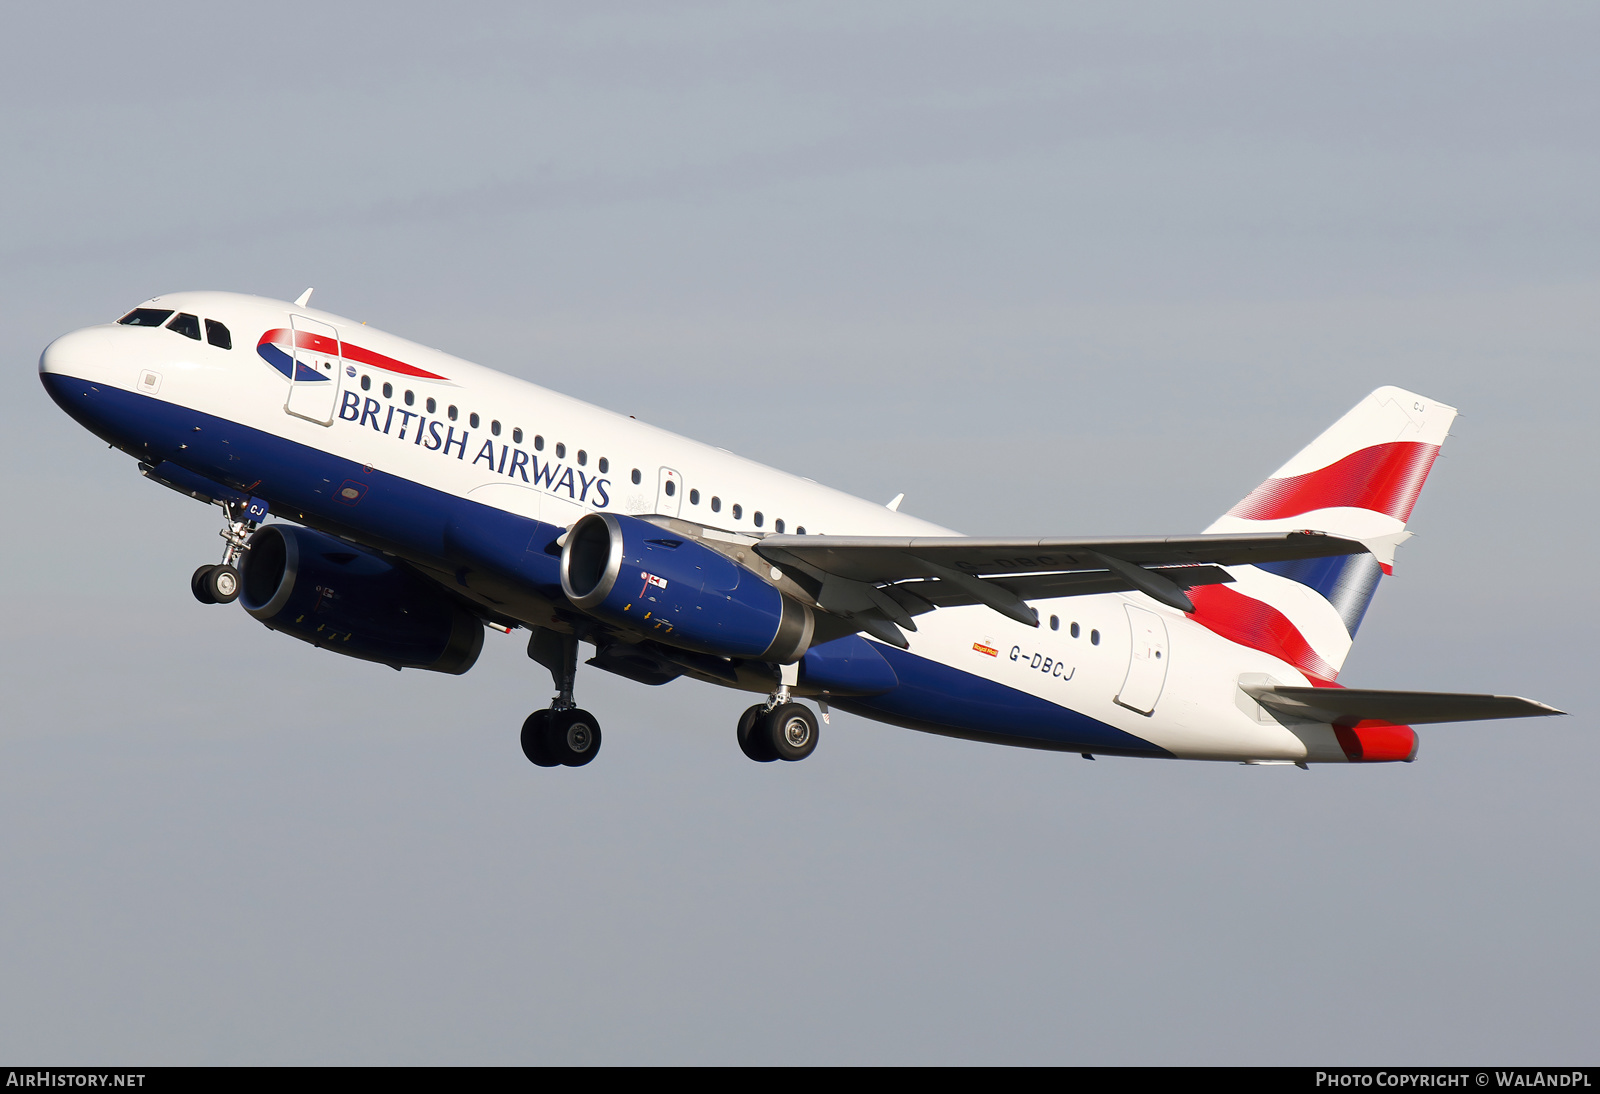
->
xmin=41 ymin=291 xmax=1562 ymax=768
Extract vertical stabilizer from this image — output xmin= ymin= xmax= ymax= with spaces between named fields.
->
xmin=1195 ymin=387 xmax=1457 ymax=683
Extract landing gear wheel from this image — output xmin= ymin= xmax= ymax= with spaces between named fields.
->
xmin=520 ymin=710 xmax=559 ymax=767
xmin=763 ymin=702 xmax=819 ymax=762
xmin=191 ymin=565 xmax=218 ymax=605
xmin=546 ymin=708 xmax=602 ymax=767
xmin=737 ymin=704 xmax=778 ymax=762
xmin=205 ymin=564 xmax=241 ymax=604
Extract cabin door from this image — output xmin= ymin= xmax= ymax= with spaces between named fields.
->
xmin=282 ymin=314 xmax=344 ymax=426
xmin=1115 ymin=604 xmax=1170 ymax=715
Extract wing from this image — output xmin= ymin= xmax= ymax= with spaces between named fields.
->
xmin=755 ymin=530 xmax=1367 ymax=647
xmin=1243 ymin=686 xmax=1566 ymax=726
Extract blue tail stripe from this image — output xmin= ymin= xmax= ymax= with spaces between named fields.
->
xmin=1255 ymin=553 xmax=1382 ymax=637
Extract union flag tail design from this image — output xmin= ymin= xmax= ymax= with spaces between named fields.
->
xmin=1196 ymin=387 xmax=1457 ymax=685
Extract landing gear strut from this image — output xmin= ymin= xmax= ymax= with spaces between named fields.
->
xmin=520 ymin=628 xmax=602 ymax=768
xmin=191 ymin=499 xmax=258 ymax=605
xmin=737 ymin=662 xmax=819 ymax=763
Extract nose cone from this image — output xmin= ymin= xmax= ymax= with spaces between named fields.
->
xmin=39 ymin=325 xmax=145 ymax=446
xmin=39 ymin=325 xmax=119 ymax=380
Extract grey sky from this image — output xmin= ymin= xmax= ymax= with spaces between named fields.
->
xmin=0 ymin=2 xmax=1594 ymax=1063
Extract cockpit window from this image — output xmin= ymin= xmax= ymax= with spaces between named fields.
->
xmin=118 ymin=308 xmax=173 ymax=327
xmin=167 ymin=313 xmax=202 ymax=340
xmin=205 ymin=319 xmax=232 ymax=349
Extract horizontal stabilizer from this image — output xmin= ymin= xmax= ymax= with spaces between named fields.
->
xmin=1242 ymin=685 xmax=1566 ymax=726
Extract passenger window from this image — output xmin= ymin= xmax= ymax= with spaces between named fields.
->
xmin=774 ymin=519 xmax=784 ymax=533
xmin=1050 ymin=615 xmax=1059 ymax=631
xmin=534 ymin=435 xmax=544 ymax=451
xmin=577 ymin=450 xmax=587 ymax=466
xmin=360 ymin=375 xmax=371 ymax=391
xmin=796 ymin=526 xmax=806 ymax=535
xmin=491 ymin=420 xmax=501 ymax=436
xmin=689 ymin=489 xmax=700 ymax=505
xmin=732 ymin=504 xmax=743 ymax=520
xmin=598 ymin=457 xmax=608 ymax=473
xmin=631 ymin=469 xmax=641 ymax=485
xmin=426 ymin=397 xmax=437 ymax=414
xmin=664 ymin=480 xmax=676 ymax=497
xmin=753 ymin=511 xmax=764 ymax=528
xmin=405 ymin=390 xmax=414 ymax=406
xmin=166 ymin=313 xmax=202 ymax=340
xmin=383 ymin=382 xmax=393 ymax=399
xmin=448 ymin=405 xmax=458 ymax=421
xmin=513 ymin=428 xmax=523 ymax=444
xmin=1070 ymin=622 xmax=1080 ymax=638
xmin=555 ymin=442 xmax=566 ymax=458
xmin=711 ymin=496 xmax=721 ymax=513
xmin=118 ymin=308 xmax=173 ymax=326
xmin=469 ymin=412 xmax=480 ymax=428
xmin=204 ymin=319 xmax=232 ymax=349
xmin=1090 ymin=629 xmax=1100 ymax=646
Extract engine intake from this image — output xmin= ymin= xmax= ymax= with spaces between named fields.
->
xmin=240 ymin=524 xmax=483 ymax=674
xmin=560 ymin=512 xmax=812 ymax=662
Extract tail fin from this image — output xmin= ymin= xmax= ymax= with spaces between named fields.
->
xmin=1193 ymin=387 xmax=1457 ymax=684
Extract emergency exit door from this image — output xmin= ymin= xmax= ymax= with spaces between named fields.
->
xmin=1115 ymin=604 xmax=1170 ymax=715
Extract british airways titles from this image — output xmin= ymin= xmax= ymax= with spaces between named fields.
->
xmin=337 ymin=391 xmax=612 ymax=508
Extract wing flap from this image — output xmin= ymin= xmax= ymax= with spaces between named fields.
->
xmin=888 ymin=565 xmax=1236 ymax=609
xmin=1243 ymin=685 xmax=1566 ymax=726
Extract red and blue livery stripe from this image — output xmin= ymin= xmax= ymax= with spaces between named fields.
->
xmin=256 ymin=329 xmax=449 ymax=384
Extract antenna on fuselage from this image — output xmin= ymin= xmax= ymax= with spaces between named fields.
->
xmin=886 ymin=493 xmax=905 ymax=512
xmin=294 ymin=287 xmax=314 ymax=308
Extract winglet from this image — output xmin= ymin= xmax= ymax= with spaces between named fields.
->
xmin=294 ymin=288 xmax=314 ymax=308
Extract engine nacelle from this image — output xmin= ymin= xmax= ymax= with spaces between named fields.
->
xmin=239 ymin=525 xmax=484 ymax=674
xmin=560 ymin=512 xmax=813 ymax=662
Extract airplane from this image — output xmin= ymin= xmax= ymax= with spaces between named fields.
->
xmin=38 ymin=289 xmax=1564 ymax=769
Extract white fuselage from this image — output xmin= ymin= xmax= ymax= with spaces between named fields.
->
xmin=40 ymin=290 xmax=1357 ymax=763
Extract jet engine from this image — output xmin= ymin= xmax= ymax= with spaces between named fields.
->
xmin=239 ymin=525 xmax=483 ymax=674
xmin=560 ymin=512 xmax=813 ymax=662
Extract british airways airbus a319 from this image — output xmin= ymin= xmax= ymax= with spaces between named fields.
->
xmin=39 ymin=290 xmax=1563 ymax=768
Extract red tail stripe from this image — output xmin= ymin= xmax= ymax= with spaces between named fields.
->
xmin=1186 ymin=584 xmax=1338 ymax=686
xmin=259 ymin=329 xmax=449 ymax=381
xmin=1228 ymin=441 xmax=1440 ymax=523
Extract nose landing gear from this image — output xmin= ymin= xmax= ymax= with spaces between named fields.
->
xmin=191 ymin=499 xmax=259 ymax=605
xmin=520 ymin=628 xmax=603 ymax=768
xmin=190 ymin=563 xmax=240 ymax=605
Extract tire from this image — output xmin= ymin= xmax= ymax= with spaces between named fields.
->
xmin=763 ymin=703 xmax=819 ymax=762
xmin=547 ymin=708 xmax=602 ymax=767
xmin=737 ymin=704 xmax=777 ymax=762
xmin=191 ymin=565 xmax=218 ymax=605
xmin=205 ymin=564 xmax=241 ymax=604
xmin=520 ymin=710 xmax=559 ymax=767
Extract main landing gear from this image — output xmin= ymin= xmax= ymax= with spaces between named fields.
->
xmin=191 ymin=500 xmax=258 ymax=605
xmin=520 ymin=628 xmax=602 ymax=769
xmin=737 ymin=664 xmax=819 ymax=763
